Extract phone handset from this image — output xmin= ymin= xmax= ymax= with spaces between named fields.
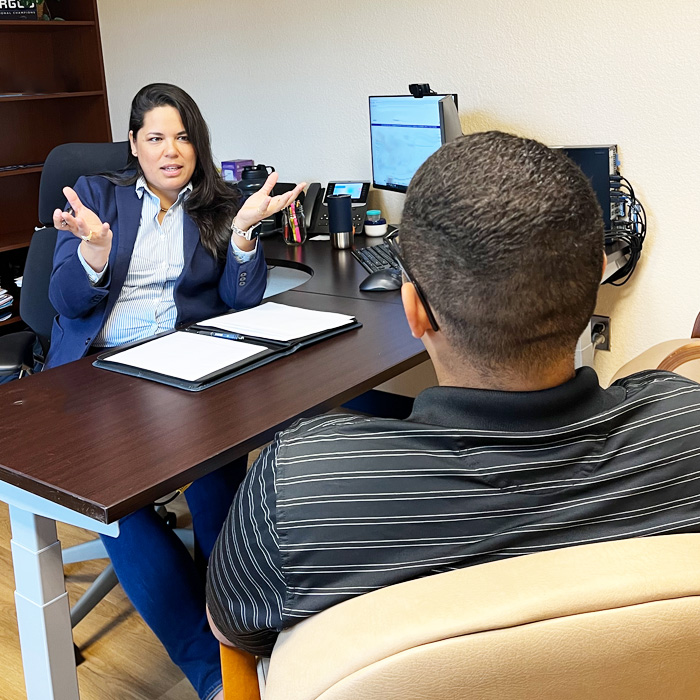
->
xmin=303 ymin=183 xmax=323 ymax=231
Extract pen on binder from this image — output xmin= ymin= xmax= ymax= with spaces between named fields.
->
xmin=193 ymin=329 xmax=245 ymax=341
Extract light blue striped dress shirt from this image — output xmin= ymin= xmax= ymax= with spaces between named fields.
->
xmin=78 ymin=177 xmax=256 ymax=348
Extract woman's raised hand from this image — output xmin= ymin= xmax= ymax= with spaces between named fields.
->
xmin=53 ymin=187 xmax=112 ymax=271
xmin=233 ymin=172 xmax=307 ymax=232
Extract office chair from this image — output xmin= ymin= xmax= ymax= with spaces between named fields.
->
xmin=0 ymin=226 xmax=56 ymax=376
xmin=0 ymin=142 xmax=131 ymax=376
xmin=610 ymin=311 xmax=700 ymax=383
xmin=0 ymin=142 xmax=195 ymax=634
xmin=221 ymin=534 xmax=700 ymax=700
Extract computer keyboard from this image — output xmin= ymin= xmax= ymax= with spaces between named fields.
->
xmin=352 ymin=242 xmax=400 ymax=274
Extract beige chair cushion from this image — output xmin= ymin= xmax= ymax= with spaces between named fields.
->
xmin=611 ymin=338 xmax=700 ymax=384
xmin=264 ymin=535 xmax=700 ymax=700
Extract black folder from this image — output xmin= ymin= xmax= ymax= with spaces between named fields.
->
xmin=93 ymin=303 xmax=362 ymax=392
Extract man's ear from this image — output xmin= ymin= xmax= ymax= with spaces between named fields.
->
xmin=129 ymin=130 xmax=137 ymax=157
xmin=401 ymin=282 xmax=433 ymax=339
xmin=601 ymin=251 xmax=607 ymax=282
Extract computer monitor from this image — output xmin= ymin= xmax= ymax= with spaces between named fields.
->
xmin=553 ymin=145 xmax=619 ymax=231
xmin=369 ymin=94 xmax=462 ymax=193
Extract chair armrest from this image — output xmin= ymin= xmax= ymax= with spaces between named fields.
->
xmin=220 ymin=644 xmax=259 ymax=700
xmin=0 ymin=331 xmax=36 ymax=376
xmin=657 ymin=340 xmax=700 ymax=371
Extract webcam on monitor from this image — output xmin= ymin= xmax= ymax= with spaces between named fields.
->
xmin=408 ymin=83 xmax=437 ymax=98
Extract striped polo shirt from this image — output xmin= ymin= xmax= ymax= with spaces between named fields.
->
xmin=207 ymin=368 xmax=700 ymax=655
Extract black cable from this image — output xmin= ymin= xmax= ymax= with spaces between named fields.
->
xmin=153 ymin=484 xmax=191 ymax=506
xmin=603 ymin=174 xmax=646 ymax=285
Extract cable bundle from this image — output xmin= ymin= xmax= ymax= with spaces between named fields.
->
xmin=605 ymin=175 xmax=646 ymax=285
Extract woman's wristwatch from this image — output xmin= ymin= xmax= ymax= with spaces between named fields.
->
xmin=230 ymin=219 xmax=262 ymax=241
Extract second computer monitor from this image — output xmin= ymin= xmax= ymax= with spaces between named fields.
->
xmin=554 ymin=145 xmax=618 ymax=232
xmin=369 ymin=94 xmax=461 ymax=193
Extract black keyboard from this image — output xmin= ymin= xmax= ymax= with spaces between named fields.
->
xmin=352 ymin=242 xmax=399 ymax=274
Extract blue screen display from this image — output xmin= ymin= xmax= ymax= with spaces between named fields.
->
xmin=370 ymin=95 xmax=444 ymax=190
xmin=332 ymin=182 xmax=364 ymax=199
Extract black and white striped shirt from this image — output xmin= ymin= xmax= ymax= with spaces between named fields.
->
xmin=207 ymin=368 xmax=700 ymax=655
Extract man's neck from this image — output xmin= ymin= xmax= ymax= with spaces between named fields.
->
xmin=436 ymin=362 xmax=576 ymax=392
xmin=426 ymin=337 xmax=576 ymax=392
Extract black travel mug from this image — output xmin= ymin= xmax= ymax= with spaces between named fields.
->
xmin=327 ymin=194 xmax=354 ymax=249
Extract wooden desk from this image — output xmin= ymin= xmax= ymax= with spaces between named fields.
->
xmin=0 ymin=234 xmax=427 ymax=699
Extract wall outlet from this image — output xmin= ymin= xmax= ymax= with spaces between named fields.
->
xmin=591 ymin=315 xmax=610 ymax=351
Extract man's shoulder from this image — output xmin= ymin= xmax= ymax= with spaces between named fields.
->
xmin=275 ymin=412 xmax=415 ymax=462
xmin=612 ymin=369 xmax=700 ymax=398
xmin=280 ymin=413 xmax=400 ymax=444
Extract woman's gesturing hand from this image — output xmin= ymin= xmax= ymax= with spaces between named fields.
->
xmin=233 ymin=172 xmax=307 ymax=233
xmin=53 ymin=187 xmax=112 ymax=272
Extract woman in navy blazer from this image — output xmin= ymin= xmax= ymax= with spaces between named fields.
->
xmin=48 ymin=84 xmax=304 ymax=700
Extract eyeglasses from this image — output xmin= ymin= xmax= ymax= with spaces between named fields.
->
xmin=385 ymin=228 xmax=439 ymax=332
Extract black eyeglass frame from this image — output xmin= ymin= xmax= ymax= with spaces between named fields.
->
xmin=385 ymin=229 xmax=440 ymax=332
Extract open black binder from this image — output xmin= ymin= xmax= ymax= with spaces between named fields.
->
xmin=93 ymin=303 xmax=362 ymax=392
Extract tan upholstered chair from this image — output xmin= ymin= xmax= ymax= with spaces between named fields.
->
xmin=222 ymin=534 xmax=700 ymax=700
xmin=610 ymin=312 xmax=700 ymax=383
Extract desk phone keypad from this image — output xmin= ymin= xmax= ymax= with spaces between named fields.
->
xmin=316 ymin=208 xmax=366 ymax=234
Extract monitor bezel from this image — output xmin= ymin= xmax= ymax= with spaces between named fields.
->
xmin=369 ymin=94 xmax=459 ymax=194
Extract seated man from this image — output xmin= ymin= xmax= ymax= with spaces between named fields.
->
xmin=206 ymin=131 xmax=700 ymax=655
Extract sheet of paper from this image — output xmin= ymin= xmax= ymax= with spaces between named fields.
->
xmin=100 ymin=331 xmax=267 ymax=382
xmin=203 ymin=302 xmax=355 ymax=342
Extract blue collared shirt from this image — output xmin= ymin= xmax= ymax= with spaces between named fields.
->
xmin=78 ymin=177 xmax=257 ymax=347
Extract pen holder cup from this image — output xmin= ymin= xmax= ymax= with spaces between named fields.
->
xmin=282 ymin=202 xmax=307 ymax=246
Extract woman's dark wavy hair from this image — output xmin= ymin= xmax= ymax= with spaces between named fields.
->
xmin=105 ymin=83 xmax=239 ymax=259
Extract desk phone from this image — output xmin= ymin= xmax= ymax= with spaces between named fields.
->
xmin=305 ymin=181 xmax=370 ymax=234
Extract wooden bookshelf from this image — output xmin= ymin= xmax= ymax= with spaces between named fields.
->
xmin=0 ymin=0 xmax=111 ymax=331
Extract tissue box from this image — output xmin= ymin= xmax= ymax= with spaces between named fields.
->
xmin=221 ymin=159 xmax=254 ymax=182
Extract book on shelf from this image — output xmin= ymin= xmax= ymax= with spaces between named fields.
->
xmin=93 ymin=302 xmax=362 ymax=391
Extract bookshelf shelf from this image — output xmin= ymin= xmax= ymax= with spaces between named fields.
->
xmin=0 ymin=0 xmax=111 ymax=337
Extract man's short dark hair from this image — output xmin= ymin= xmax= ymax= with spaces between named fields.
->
xmin=400 ymin=131 xmax=604 ymax=371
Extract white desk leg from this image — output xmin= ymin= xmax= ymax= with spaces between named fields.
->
xmin=9 ymin=505 xmax=80 ymax=700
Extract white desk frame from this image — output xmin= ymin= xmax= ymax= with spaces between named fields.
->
xmin=1 ymin=481 xmax=118 ymax=700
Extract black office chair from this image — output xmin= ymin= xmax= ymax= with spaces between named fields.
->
xmin=0 ymin=227 xmax=56 ymax=376
xmin=0 ymin=142 xmax=195 ymax=640
xmin=0 ymin=142 xmax=130 ymax=376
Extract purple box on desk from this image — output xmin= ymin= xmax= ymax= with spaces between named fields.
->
xmin=221 ymin=159 xmax=254 ymax=182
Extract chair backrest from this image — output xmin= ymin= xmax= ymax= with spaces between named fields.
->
xmin=19 ymin=227 xmax=58 ymax=356
xmin=21 ymin=141 xmax=129 ymax=351
xmin=38 ymin=141 xmax=130 ymax=225
xmin=261 ymin=534 xmax=700 ymax=700
xmin=610 ymin=338 xmax=700 ymax=384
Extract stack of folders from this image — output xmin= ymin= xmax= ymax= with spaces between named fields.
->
xmin=0 ymin=286 xmax=14 ymax=322
xmin=93 ymin=302 xmax=362 ymax=391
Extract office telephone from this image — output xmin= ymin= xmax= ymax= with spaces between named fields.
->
xmin=304 ymin=181 xmax=371 ymax=235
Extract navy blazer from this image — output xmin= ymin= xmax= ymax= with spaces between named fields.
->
xmin=45 ymin=175 xmax=267 ymax=368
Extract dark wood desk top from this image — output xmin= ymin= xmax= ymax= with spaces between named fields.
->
xmin=263 ymin=234 xmax=403 ymax=304
xmin=0 ymin=240 xmax=427 ymax=524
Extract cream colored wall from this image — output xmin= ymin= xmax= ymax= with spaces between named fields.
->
xmin=96 ymin=0 xmax=700 ymax=386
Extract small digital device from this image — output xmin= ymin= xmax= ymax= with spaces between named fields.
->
xmin=553 ymin=145 xmax=619 ymax=231
xmin=369 ymin=93 xmax=462 ymax=193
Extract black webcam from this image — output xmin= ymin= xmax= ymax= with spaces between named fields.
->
xmin=408 ymin=83 xmax=437 ymax=98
